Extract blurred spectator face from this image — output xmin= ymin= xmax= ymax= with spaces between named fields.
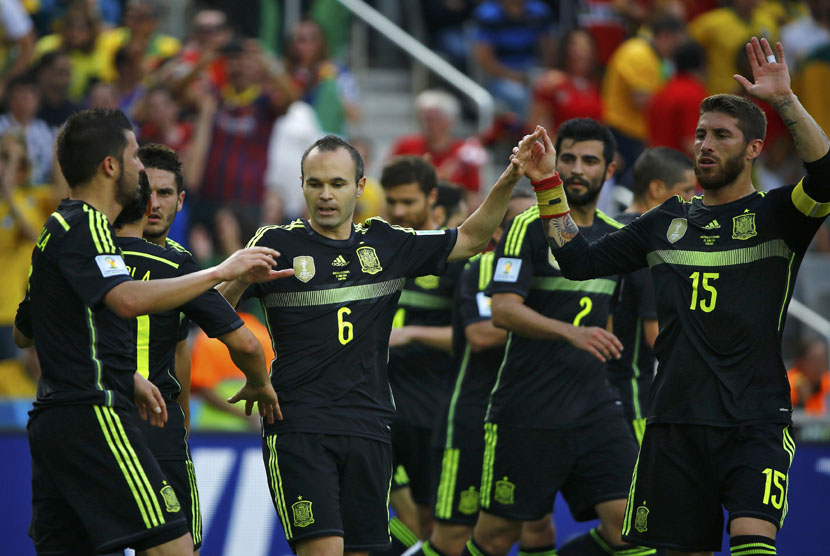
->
xmin=653 ymin=27 xmax=686 ymax=61
xmin=302 ymin=147 xmax=364 ymax=231
xmin=88 ymin=82 xmax=119 ymax=109
xmin=733 ymin=0 xmax=761 ymax=13
xmin=8 ymin=83 xmax=40 ymax=123
xmin=0 ymin=133 xmax=31 ymax=185
xmin=385 ymin=183 xmax=433 ymax=229
xmin=192 ymin=10 xmax=229 ymax=51
xmin=145 ymin=88 xmax=178 ymax=128
xmin=500 ymin=0 xmax=527 ymax=18
xmin=125 ymin=1 xmax=159 ymax=38
xmin=290 ymin=21 xmax=326 ymax=68
xmin=694 ymin=112 xmax=748 ymax=190
xmin=419 ymin=107 xmax=453 ymax=143
xmin=144 ymin=167 xmax=184 ymax=240
xmin=557 ymin=139 xmax=611 ymax=206
xmin=40 ymin=54 xmax=73 ymax=96
xmin=226 ymin=50 xmax=258 ymax=90
xmin=564 ymin=30 xmax=596 ymax=77
xmin=801 ymin=341 xmax=828 ymax=384
xmin=63 ymin=12 xmax=94 ymax=50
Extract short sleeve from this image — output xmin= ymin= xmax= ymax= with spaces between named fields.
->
xmin=486 ymin=216 xmax=538 ymax=299
xmin=15 ymin=295 xmax=32 ymax=338
xmin=57 ymin=219 xmax=132 ymax=310
xmin=177 ymin=254 xmax=244 ymax=338
xmin=388 ymin=225 xmax=458 ymax=279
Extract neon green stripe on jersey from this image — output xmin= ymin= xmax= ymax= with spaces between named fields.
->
xmin=84 ymin=205 xmax=104 ymax=253
xmin=791 ymin=178 xmax=830 ymax=218
xmin=778 ymin=253 xmax=796 ymax=331
xmin=263 ymin=278 xmax=405 ymax=308
xmin=266 ymin=435 xmax=292 ymax=539
xmin=504 ymin=206 xmax=539 ymax=257
xmin=479 ymin=252 xmax=495 ymax=291
xmin=596 ymin=209 xmax=624 ymax=229
xmin=51 ymin=211 xmax=71 ymax=231
xmin=136 ymin=315 xmax=150 ymax=379
xmin=531 ymin=276 xmax=616 ymax=295
xmin=398 ymin=290 xmax=452 ymax=310
xmin=122 ymin=251 xmax=180 ymax=268
xmin=186 ymin=460 xmax=202 ymax=544
xmin=646 ymin=239 xmax=792 ymax=268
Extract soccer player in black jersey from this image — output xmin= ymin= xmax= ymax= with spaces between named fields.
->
xmin=420 ymin=191 xmax=555 ymax=556
xmin=611 ymin=147 xmax=696 ymax=444
xmin=380 ymin=156 xmax=467 ymax=548
xmin=535 ymin=38 xmax=830 ymax=556
xmin=113 ymin=143 xmax=289 ymax=554
xmin=462 ymin=119 xmax=650 ymax=556
xmin=12 ymin=109 xmax=283 ymax=556
xmin=218 ymin=134 xmax=535 ymax=556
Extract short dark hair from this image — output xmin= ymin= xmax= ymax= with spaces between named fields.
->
xmin=56 ymin=109 xmax=133 ymax=188
xmin=380 ymin=156 xmax=437 ymax=195
xmin=699 ymin=94 xmax=767 ymax=144
xmin=300 ymin=134 xmax=364 ymax=184
xmin=6 ymin=70 xmax=39 ymax=95
xmin=434 ymin=181 xmax=466 ymax=213
xmin=36 ymin=50 xmax=70 ymax=74
xmin=138 ymin=143 xmax=184 ymax=193
xmin=674 ymin=41 xmax=705 ymax=74
xmin=651 ymin=13 xmax=685 ymax=35
xmin=113 ymin=171 xmax=151 ymax=228
xmin=555 ymin=118 xmax=617 ymax=167
xmin=632 ymin=147 xmax=693 ymax=200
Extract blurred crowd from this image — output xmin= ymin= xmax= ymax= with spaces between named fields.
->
xmin=1 ymin=0 xmax=829 ymax=420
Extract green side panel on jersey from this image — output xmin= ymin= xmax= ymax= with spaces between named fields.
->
xmin=398 ymin=290 xmax=453 ymax=310
xmin=531 ymin=276 xmax=616 ymax=295
xmin=646 ymin=239 xmax=792 ymax=268
xmin=479 ymin=251 xmax=495 ymax=291
xmin=136 ymin=315 xmax=150 ymax=379
xmin=263 ymin=278 xmax=405 ymax=308
xmin=504 ymin=206 xmax=540 ymax=256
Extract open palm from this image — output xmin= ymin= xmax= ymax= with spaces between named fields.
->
xmin=734 ymin=37 xmax=791 ymax=104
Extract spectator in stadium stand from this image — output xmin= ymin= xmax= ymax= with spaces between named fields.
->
xmin=788 ymin=339 xmax=830 ymax=416
xmin=136 ymin=85 xmax=193 ymax=153
xmin=35 ymin=50 xmax=80 ymax=131
xmin=646 ymin=40 xmax=708 ymax=158
xmin=285 ymin=18 xmax=361 ymax=136
xmin=112 ymin=45 xmax=147 ymax=119
xmin=34 ymin=2 xmax=106 ymax=103
xmin=97 ymin=0 xmax=181 ymax=83
xmin=390 ymin=89 xmax=487 ymax=199
xmin=793 ymin=31 xmax=830 ymax=150
xmin=185 ymin=38 xmax=298 ymax=242
xmin=780 ymin=0 xmax=830 ymax=69
xmin=689 ymin=0 xmax=781 ymax=95
xmin=0 ymin=0 xmax=35 ymax=101
xmin=172 ymin=8 xmax=232 ymax=92
xmin=602 ymin=13 xmax=686 ymax=187
xmin=0 ymin=72 xmax=55 ymax=185
xmin=419 ymin=0 xmax=479 ymax=71
xmin=528 ymin=28 xmax=603 ymax=137
xmin=472 ymin=0 xmax=556 ymax=118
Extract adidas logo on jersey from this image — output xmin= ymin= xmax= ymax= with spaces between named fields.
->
xmin=702 ymin=219 xmax=721 ymax=230
xmin=332 ymin=255 xmax=349 ymax=267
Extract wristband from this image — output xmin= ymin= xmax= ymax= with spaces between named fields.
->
xmin=531 ymin=173 xmax=569 ymax=218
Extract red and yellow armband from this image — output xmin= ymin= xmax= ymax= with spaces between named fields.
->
xmin=532 ymin=173 xmax=569 ymax=219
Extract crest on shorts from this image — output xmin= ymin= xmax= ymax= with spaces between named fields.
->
xmin=666 ymin=218 xmax=688 ymax=243
xmin=732 ymin=212 xmax=757 ymax=240
xmin=292 ymin=497 xmax=315 ymax=528
xmin=356 ymin=246 xmax=382 ymax=275
xmin=494 ymin=477 xmax=515 ymax=505
xmin=293 ymin=256 xmax=316 ymax=283
xmin=635 ymin=504 xmax=649 ymax=533
xmin=160 ymin=482 xmax=181 ymax=513
xmin=458 ymin=486 xmax=480 ymax=515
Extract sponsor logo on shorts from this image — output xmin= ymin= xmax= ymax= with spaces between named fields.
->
xmin=160 ymin=482 xmax=181 ymax=513
xmin=458 ymin=486 xmax=480 ymax=515
xmin=292 ymin=496 xmax=315 ymax=527
xmin=494 ymin=477 xmax=515 ymax=505
xmin=635 ymin=503 xmax=649 ymax=533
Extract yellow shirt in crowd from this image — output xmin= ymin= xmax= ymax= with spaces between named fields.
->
xmin=602 ymin=37 xmax=663 ymax=141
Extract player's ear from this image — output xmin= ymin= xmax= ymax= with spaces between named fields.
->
xmin=427 ymin=186 xmax=438 ymax=207
xmin=604 ymin=159 xmax=617 ymax=182
xmin=357 ymin=176 xmax=366 ymax=198
xmin=745 ymin=138 xmax=764 ymax=162
xmin=101 ymin=155 xmax=119 ymax=179
xmin=649 ymin=179 xmax=666 ymax=201
xmin=177 ymin=191 xmax=185 ymax=213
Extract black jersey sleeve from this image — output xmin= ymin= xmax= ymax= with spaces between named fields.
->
xmin=14 ymin=294 xmax=32 ymax=338
xmin=800 ymin=149 xmax=830 ymax=202
xmin=774 ymin=151 xmax=830 ymax=253
xmin=629 ymin=267 xmax=657 ymax=319
xmin=553 ymin=210 xmax=652 ymax=280
xmin=486 ymin=215 xmax=538 ymax=299
xmin=57 ymin=224 xmax=132 ymax=309
xmin=177 ymin=255 xmax=244 ymax=338
xmin=393 ymin=225 xmax=458 ymax=278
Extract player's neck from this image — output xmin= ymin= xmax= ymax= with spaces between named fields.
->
xmin=627 ymin=199 xmax=649 ymax=215
xmin=69 ymin=181 xmax=123 ymax=223
xmin=144 ymin=233 xmax=167 ymax=247
xmin=115 ymin=222 xmax=143 ymax=238
xmin=702 ymin=179 xmax=756 ymax=206
xmin=570 ymin=203 xmax=596 ymax=227
xmin=309 ymin=218 xmax=353 ymax=240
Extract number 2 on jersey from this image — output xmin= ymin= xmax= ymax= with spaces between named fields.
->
xmin=689 ymin=272 xmax=719 ymax=312
xmin=572 ymin=297 xmax=592 ymax=326
xmin=337 ymin=307 xmax=354 ymax=345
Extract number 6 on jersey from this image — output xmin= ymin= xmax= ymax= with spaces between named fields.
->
xmin=338 ymin=307 xmax=354 ymax=345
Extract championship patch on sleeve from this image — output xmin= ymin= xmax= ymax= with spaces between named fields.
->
xmin=476 ymin=292 xmax=492 ymax=317
xmin=493 ymin=257 xmax=522 ymax=283
xmin=415 ymin=229 xmax=446 ymax=236
xmin=95 ymin=254 xmax=130 ymax=277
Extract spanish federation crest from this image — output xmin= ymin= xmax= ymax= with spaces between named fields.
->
xmin=666 ymin=218 xmax=688 ymax=243
xmin=494 ymin=477 xmax=515 ymax=505
xmin=732 ymin=212 xmax=757 ymax=240
xmin=160 ymin=483 xmax=181 ymax=513
xmin=356 ymin=246 xmax=382 ymax=274
xmin=292 ymin=497 xmax=315 ymax=528
xmin=293 ymin=256 xmax=315 ymax=283
xmin=458 ymin=486 xmax=480 ymax=515
xmin=635 ymin=504 xmax=649 ymax=533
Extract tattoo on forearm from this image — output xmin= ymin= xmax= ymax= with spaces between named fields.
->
xmin=545 ymin=215 xmax=579 ymax=248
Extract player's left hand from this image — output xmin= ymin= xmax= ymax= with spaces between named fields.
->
xmin=388 ymin=327 xmax=413 ymax=347
xmin=227 ymin=381 xmax=282 ymax=424
xmin=134 ymin=373 xmax=168 ymax=428
xmin=734 ymin=37 xmax=791 ymax=104
xmin=512 ymin=125 xmax=557 ymax=182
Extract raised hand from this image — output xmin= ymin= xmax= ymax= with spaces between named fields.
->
xmin=134 ymin=373 xmax=168 ymax=427
xmin=215 ymin=247 xmax=294 ymax=283
xmin=227 ymin=380 xmax=282 ymax=424
xmin=734 ymin=37 xmax=791 ymax=104
xmin=512 ymin=125 xmax=557 ymax=182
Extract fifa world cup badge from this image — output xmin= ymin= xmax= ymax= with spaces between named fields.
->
xmin=293 ymin=256 xmax=316 ymax=283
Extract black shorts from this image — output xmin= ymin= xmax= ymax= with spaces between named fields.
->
xmin=391 ymin=422 xmax=433 ymax=505
xmin=157 ymin=459 xmax=202 ymax=550
xmin=430 ymin=419 xmax=486 ymax=525
xmin=262 ymin=432 xmax=393 ymax=552
xmin=622 ymin=423 xmax=796 ymax=553
xmin=480 ymin=418 xmax=638 ymax=521
xmin=28 ymin=404 xmax=189 ymax=554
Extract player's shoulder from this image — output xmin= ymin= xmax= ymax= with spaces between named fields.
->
xmin=501 ymin=205 xmax=540 ymax=257
xmin=50 ymin=200 xmax=118 ymax=253
xmin=359 ymin=216 xmax=416 ymax=237
xmin=165 ymin=237 xmax=193 ymax=256
xmin=246 ymin=219 xmax=307 ymax=247
xmin=595 ymin=209 xmax=625 ymax=231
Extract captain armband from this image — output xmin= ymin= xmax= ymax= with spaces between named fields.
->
xmin=531 ymin=173 xmax=569 ymax=219
xmin=791 ymin=179 xmax=830 ymax=218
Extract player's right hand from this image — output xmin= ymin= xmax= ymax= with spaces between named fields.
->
xmin=215 ymin=247 xmax=293 ymax=283
xmin=134 ymin=373 xmax=168 ymax=428
xmin=227 ymin=381 xmax=283 ymax=424
xmin=567 ymin=326 xmax=623 ymax=362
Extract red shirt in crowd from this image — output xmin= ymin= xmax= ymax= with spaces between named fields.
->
xmin=534 ymin=76 xmax=603 ymax=133
xmin=391 ymin=135 xmax=486 ymax=193
xmin=647 ymin=73 xmax=708 ymax=156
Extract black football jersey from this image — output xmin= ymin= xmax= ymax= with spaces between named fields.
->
xmin=244 ymin=218 xmax=457 ymax=442
xmin=486 ymin=206 xmax=623 ymax=428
